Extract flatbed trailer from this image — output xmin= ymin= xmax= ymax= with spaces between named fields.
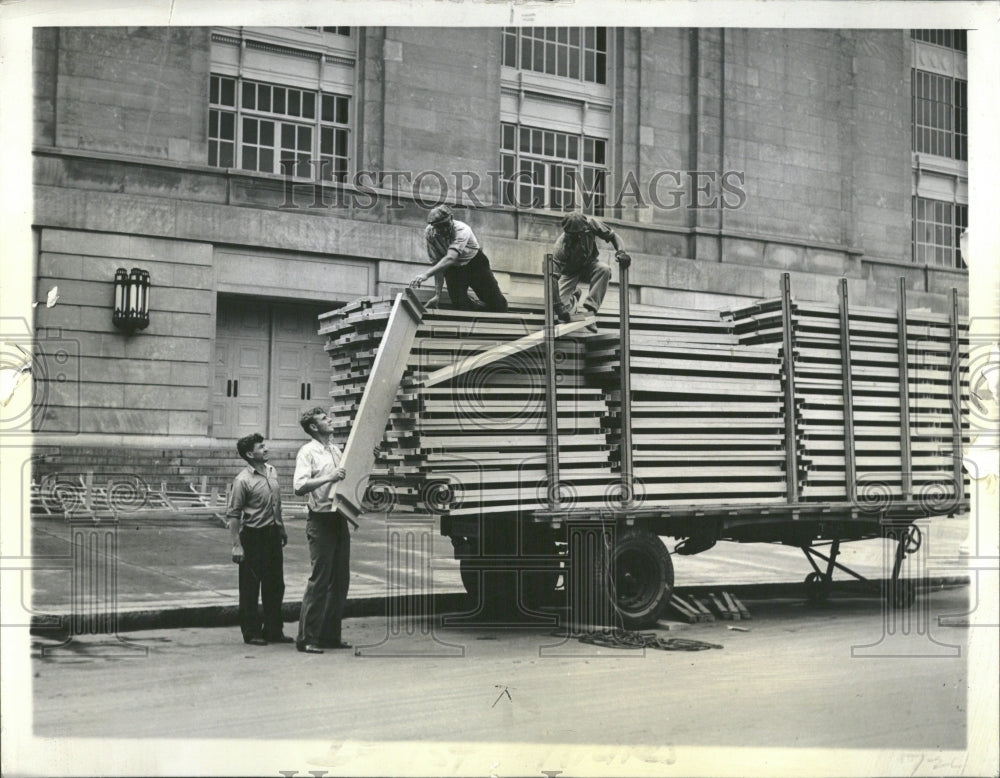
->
xmin=321 ymin=265 xmax=969 ymax=630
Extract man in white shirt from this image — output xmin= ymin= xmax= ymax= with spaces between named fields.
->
xmin=293 ymin=407 xmax=350 ymax=654
xmin=410 ymin=204 xmax=508 ymax=312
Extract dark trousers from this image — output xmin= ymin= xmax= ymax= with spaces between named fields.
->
xmin=238 ymin=524 xmax=285 ymax=642
xmin=297 ymin=510 xmax=351 ymax=646
xmin=443 ymin=249 xmax=509 ymax=313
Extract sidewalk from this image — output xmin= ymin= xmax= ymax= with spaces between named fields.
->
xmin=26 ymin=509 xmax=972 ymax=633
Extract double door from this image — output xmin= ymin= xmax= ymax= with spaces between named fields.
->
xmin=212 ymin=298 xmax=332 ymax=441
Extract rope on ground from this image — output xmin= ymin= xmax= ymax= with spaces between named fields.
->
xmin=575 ymin=630 xmax=723 ymax=651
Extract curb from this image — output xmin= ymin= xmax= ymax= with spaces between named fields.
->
xmin=29 ymin=576 xmax=970 ymax=637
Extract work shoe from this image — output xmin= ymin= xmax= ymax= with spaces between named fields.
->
xmin=266 ymin=634 xmax=295 ymax=644
xmin=296 ymin=642 xmax=324 ymax=654
xmin=554 ymin=309 xmax=571 ymax=323
xmin=244 ymin=637 xmax=268 ymax=646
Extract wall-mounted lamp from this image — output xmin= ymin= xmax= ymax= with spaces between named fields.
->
xmin=112 ymin=268 xmax=150 ymax=334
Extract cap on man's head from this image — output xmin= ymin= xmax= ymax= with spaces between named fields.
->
xmin=561 ymin=213 xmax=590 ymax=234
xmin=427 ymin=204 xmax=454 ymax=225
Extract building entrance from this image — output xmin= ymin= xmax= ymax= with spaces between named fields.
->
xmin=212 ymin=297 xmax=333 ymax=441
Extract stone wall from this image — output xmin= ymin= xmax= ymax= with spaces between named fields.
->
xmin=29 ymin=25 xmax=968 ymax=450
xmin=34 ymin=229 xmax=214 ymax=436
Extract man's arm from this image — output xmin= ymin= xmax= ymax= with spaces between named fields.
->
xmin=426 ymin=273 xmax=445 ymax=308
xmin=411 ymin=250 xmax=461 ymax=286
xmin=271 ymin=467 xmax=287 ymax=545
xmin=225 ymin=477 xmax=245 ymax=563
xmin=600 ymin=229 xmax=631 ymax=267
xmin=293 ymin=447 xmax=346 ymax=496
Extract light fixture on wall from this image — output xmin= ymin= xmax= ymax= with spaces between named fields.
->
xmin=112 ymin=268 xmax=150 ymax=334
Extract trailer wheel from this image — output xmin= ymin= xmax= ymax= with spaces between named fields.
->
xmin=610 ymin=529 xmax=674 ymax=630
xmin=804 ymin=572 xmax=830 ymax=602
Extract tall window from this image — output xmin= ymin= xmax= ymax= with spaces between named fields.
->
xmin=209 ymin=75 xmax=350 ymax=181
xmin=304 ymin=27 xmax=351 ymax=36
xmin=501 ymin=27 xmax=608 ymax=85
xmin=909 ymin=28 xmax=968 ymax=270
xmin=912 ymin=70 xmax=967 ymax=161
xmin=499 ymin=27 xmax=613 ymax=216
xmin=500 ymin=123 xmax=607 ymax=215
xmin=912 ymin=197 xmax=967 ymax=268
xmin=910 ymin=29 xmax=967 ymax=51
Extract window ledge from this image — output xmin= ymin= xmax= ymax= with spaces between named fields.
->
xmin=861 ymin=255 xmax=967 ymax=274
xmin=913 ymin=153 xmax=968 ymax=179
xmin=501 ymin=67 xmax=612 ymax=107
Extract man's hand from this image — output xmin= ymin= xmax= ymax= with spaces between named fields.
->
xmin=615 ymin=250 xmax=632 ymax=269
xmin=280 ymin=529 xmax=288 ymax=547
xmin=410 ymin=273 xmax=427 ymax=288
xmin=232 ymin=543 xmax=244 ymax=564
xmin=331 ymin=466 xmax=346 ymax=483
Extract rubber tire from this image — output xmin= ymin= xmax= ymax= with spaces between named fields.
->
xmin=804 ymin=571 xmax=830 ymax=602
xmin=610 ymin=529 xmax=674 ymax=630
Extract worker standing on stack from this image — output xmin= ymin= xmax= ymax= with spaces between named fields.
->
xmin=551 ymin=212 xmax=632 ymax=333
xmin=410 ymin=205 xmax=509 ymax=313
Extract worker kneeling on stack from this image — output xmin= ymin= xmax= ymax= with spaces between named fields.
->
xmin=410 ymin=205 xmax=508 ymax=313
xmin=552 ymin=212 xmax=631 ymax=333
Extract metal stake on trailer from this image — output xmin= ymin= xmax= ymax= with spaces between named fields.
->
xmin=897 ymin=277 xmax=913 ymax=501
xmin=838 ymin=278 xmax=858 ymax=507
xmin=780 ymin=272 xmax=800 ymax=504
xmin=950 ymin=287 xmax=964 ymax=505
xmin=619 ymin=251 xmax=634 ymax=507
xmin=543 ymin=253 xmax=561 ymax=512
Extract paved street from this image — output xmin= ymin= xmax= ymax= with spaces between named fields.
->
xmin=27 ymin=511 xmax=972 ymax=619
xmin=27 ymin=585 xmax=977 ymax=776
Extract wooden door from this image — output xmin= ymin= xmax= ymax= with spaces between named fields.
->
xmin=212 ymin=300 xmax=271 ymax=440
xmin=269 ymin=304 xmax=331 ymax=439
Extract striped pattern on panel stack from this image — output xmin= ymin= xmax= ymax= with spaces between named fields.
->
xmin=584 ymin=304 xmax=788 ymax=506
xmin=318 ymin=290 xmax=967 ymax=520
xmin=318 ymin=298 xmax=614 ymax=518
xmin=728 ymin=296 xmax=969 ymax=508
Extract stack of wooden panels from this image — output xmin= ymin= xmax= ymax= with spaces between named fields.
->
xmin=318 ymin=297 xmax=616 ymax=517
xmin=727 ymin=298 xmax=968 ymax=506
xmin=585 ymin=307 xmax=789 ymax=506
xmin=320 ymin=290 xmax=966 ymax=520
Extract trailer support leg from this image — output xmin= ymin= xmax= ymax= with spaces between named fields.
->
xmin=800 ymin=523 xmax=922 ymax=607
xmin=886 ymin=524 xmax=921 ymax=609
xmin=801 ymin=539 xmax=868 ymax=602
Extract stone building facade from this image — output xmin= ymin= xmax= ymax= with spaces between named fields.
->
xmin=29 ymin=26 xmax=969 ymax=488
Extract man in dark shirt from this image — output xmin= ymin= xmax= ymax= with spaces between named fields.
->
xmin=552 ymin=212 xmax=632 ymax=332
xmin=226 ymin=432 xmax=292 ymax=646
